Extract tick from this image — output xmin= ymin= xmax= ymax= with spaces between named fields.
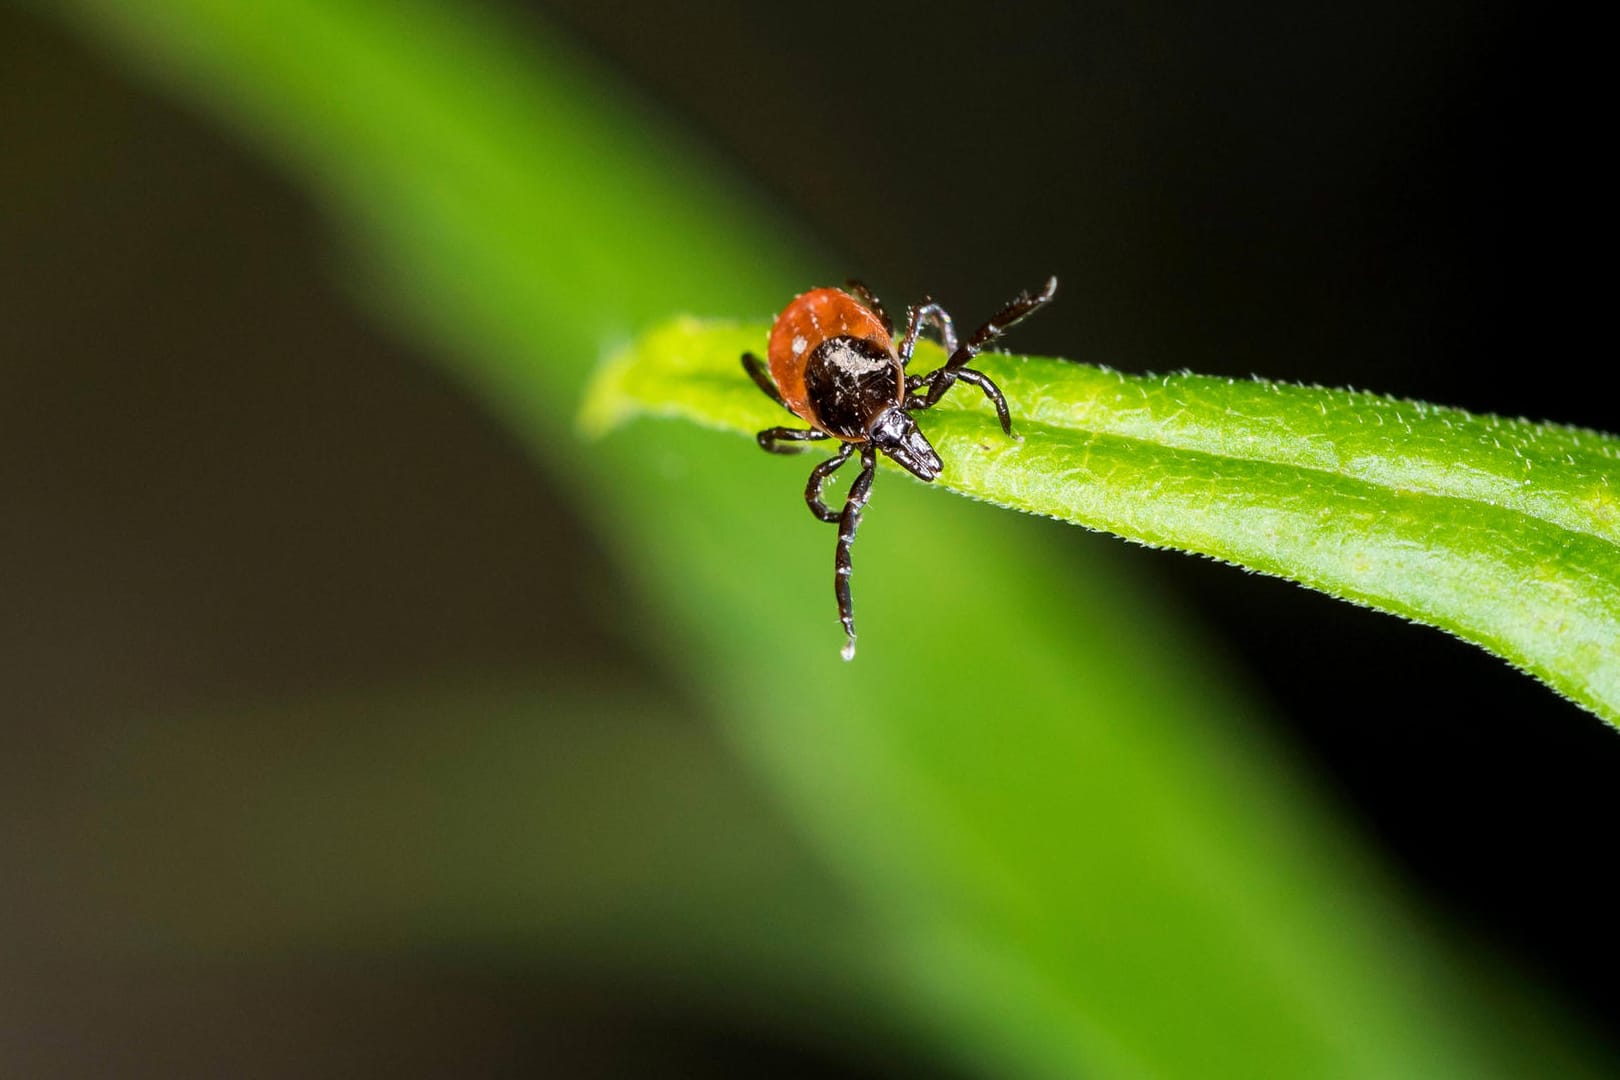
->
xmin=743 ymin=276 xmax=1057 ymax=659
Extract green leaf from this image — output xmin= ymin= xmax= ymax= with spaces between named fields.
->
xmin=588 ymin=319 xmax=1620 ymax=725
xmin=55 ymin=0 xmax=1609 ymax=1076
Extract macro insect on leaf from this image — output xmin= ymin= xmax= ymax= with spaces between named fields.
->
xmin=743 ymin=278 xmax=1058 ymax=658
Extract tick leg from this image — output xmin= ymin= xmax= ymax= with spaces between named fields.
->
xmin=904 ymin=366 xmax=1015 ymax=434
xmin=804 ymin=441 xmax=855 ymax=523
xmin=758 ymin=426 xmax=829 ymax=454
xmin=844 ymin=279 xmax=892 ymax=336
xmin=742 ymin=352 xmax=787 ymax=409
xmin=897 ymin=298 xmax=959 ymax=366
xmin=941 ymin=276 xmax=1057 ymax=375
xmin=834 ymin=447 xmax=878 ymax=661
xmin=954 ymin=369 xmax=1014 ymax=434
xmin=905 ymin=277 xmax=1056 ymax=430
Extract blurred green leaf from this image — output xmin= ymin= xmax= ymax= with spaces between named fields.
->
xmin=25 ymin=666 xmax=922 ymax=1062
xmin=589 ymin=318 xmax=1620 ymax=724
xmin=56 ymin=0 xmax=1603 ymax=1076
xmin=57 ymin=673 xmax=862 ymax=981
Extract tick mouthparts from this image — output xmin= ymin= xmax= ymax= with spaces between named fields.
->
xmin=870 ymin=408 xmax=942 ymax=481
xmin=888 ymin=431 xmax=942 ymax=481
xmin=895 ymin=438 xmax=942 ymax=481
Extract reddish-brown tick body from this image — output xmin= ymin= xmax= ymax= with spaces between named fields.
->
xmin=742 ymin=277 xmax=1057 ymax=659
xmin=767 ymin=288 xmax=902 ymax=440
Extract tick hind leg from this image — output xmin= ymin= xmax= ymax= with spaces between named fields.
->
xmin=757 ymin=426 xmax=830 ymax=454
xmin=742 ymin=352 xmax=787 ymax=409
xmin=833 ymin=447 xmax=878 ymax=661
xmin=844 ymin=280 xmax=892 ymax=336
xmin=747 ymin=353 xmax=831 ymax=453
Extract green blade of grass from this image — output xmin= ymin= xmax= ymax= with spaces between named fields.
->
xmin=53 ymin=0 xmax=1606 ymax=1076
xmin=588 ymin=319 xmax=1620 ymax=725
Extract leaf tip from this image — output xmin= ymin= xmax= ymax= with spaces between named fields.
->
xmin=577 ymin=343 xmax=638 ymax=440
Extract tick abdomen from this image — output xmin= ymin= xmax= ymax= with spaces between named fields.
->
xmin=767 ymin=287 xmax=892 ymax=426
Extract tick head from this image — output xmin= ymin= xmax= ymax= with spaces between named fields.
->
xmin=868 ymin=406 xmax=941 ymax=481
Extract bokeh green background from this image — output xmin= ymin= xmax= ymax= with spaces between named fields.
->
xmin=3 ymin=1 xmax=1614 ymax=1075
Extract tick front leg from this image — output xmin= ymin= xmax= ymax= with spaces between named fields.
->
xmin=897 ymin=298 xmax=959 ymax=366
xmin=758 ymin=427 xmax=829 ymax=454
xmin=955 ymin=369 xmax=1014 ymax=435
xmin=804 ymin=442 xmax=855 ymax=522
xmin=834 ymin=447 xmax=878 ymax=661
xmin=941 ymin=276 xmax=1057 ymax=374
xmin=906 ymin=367 xmax=1014 ymax=435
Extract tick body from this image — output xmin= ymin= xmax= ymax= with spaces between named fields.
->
xmin=743 ymin=276 xmax=1057 ymax=659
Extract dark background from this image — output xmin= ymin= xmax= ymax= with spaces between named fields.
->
xmin=3 ymin=0 xmax=1614 ymax=1073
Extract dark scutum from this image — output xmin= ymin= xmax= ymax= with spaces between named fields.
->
xmin=802 ymin=336 xmax=901 ymax=438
